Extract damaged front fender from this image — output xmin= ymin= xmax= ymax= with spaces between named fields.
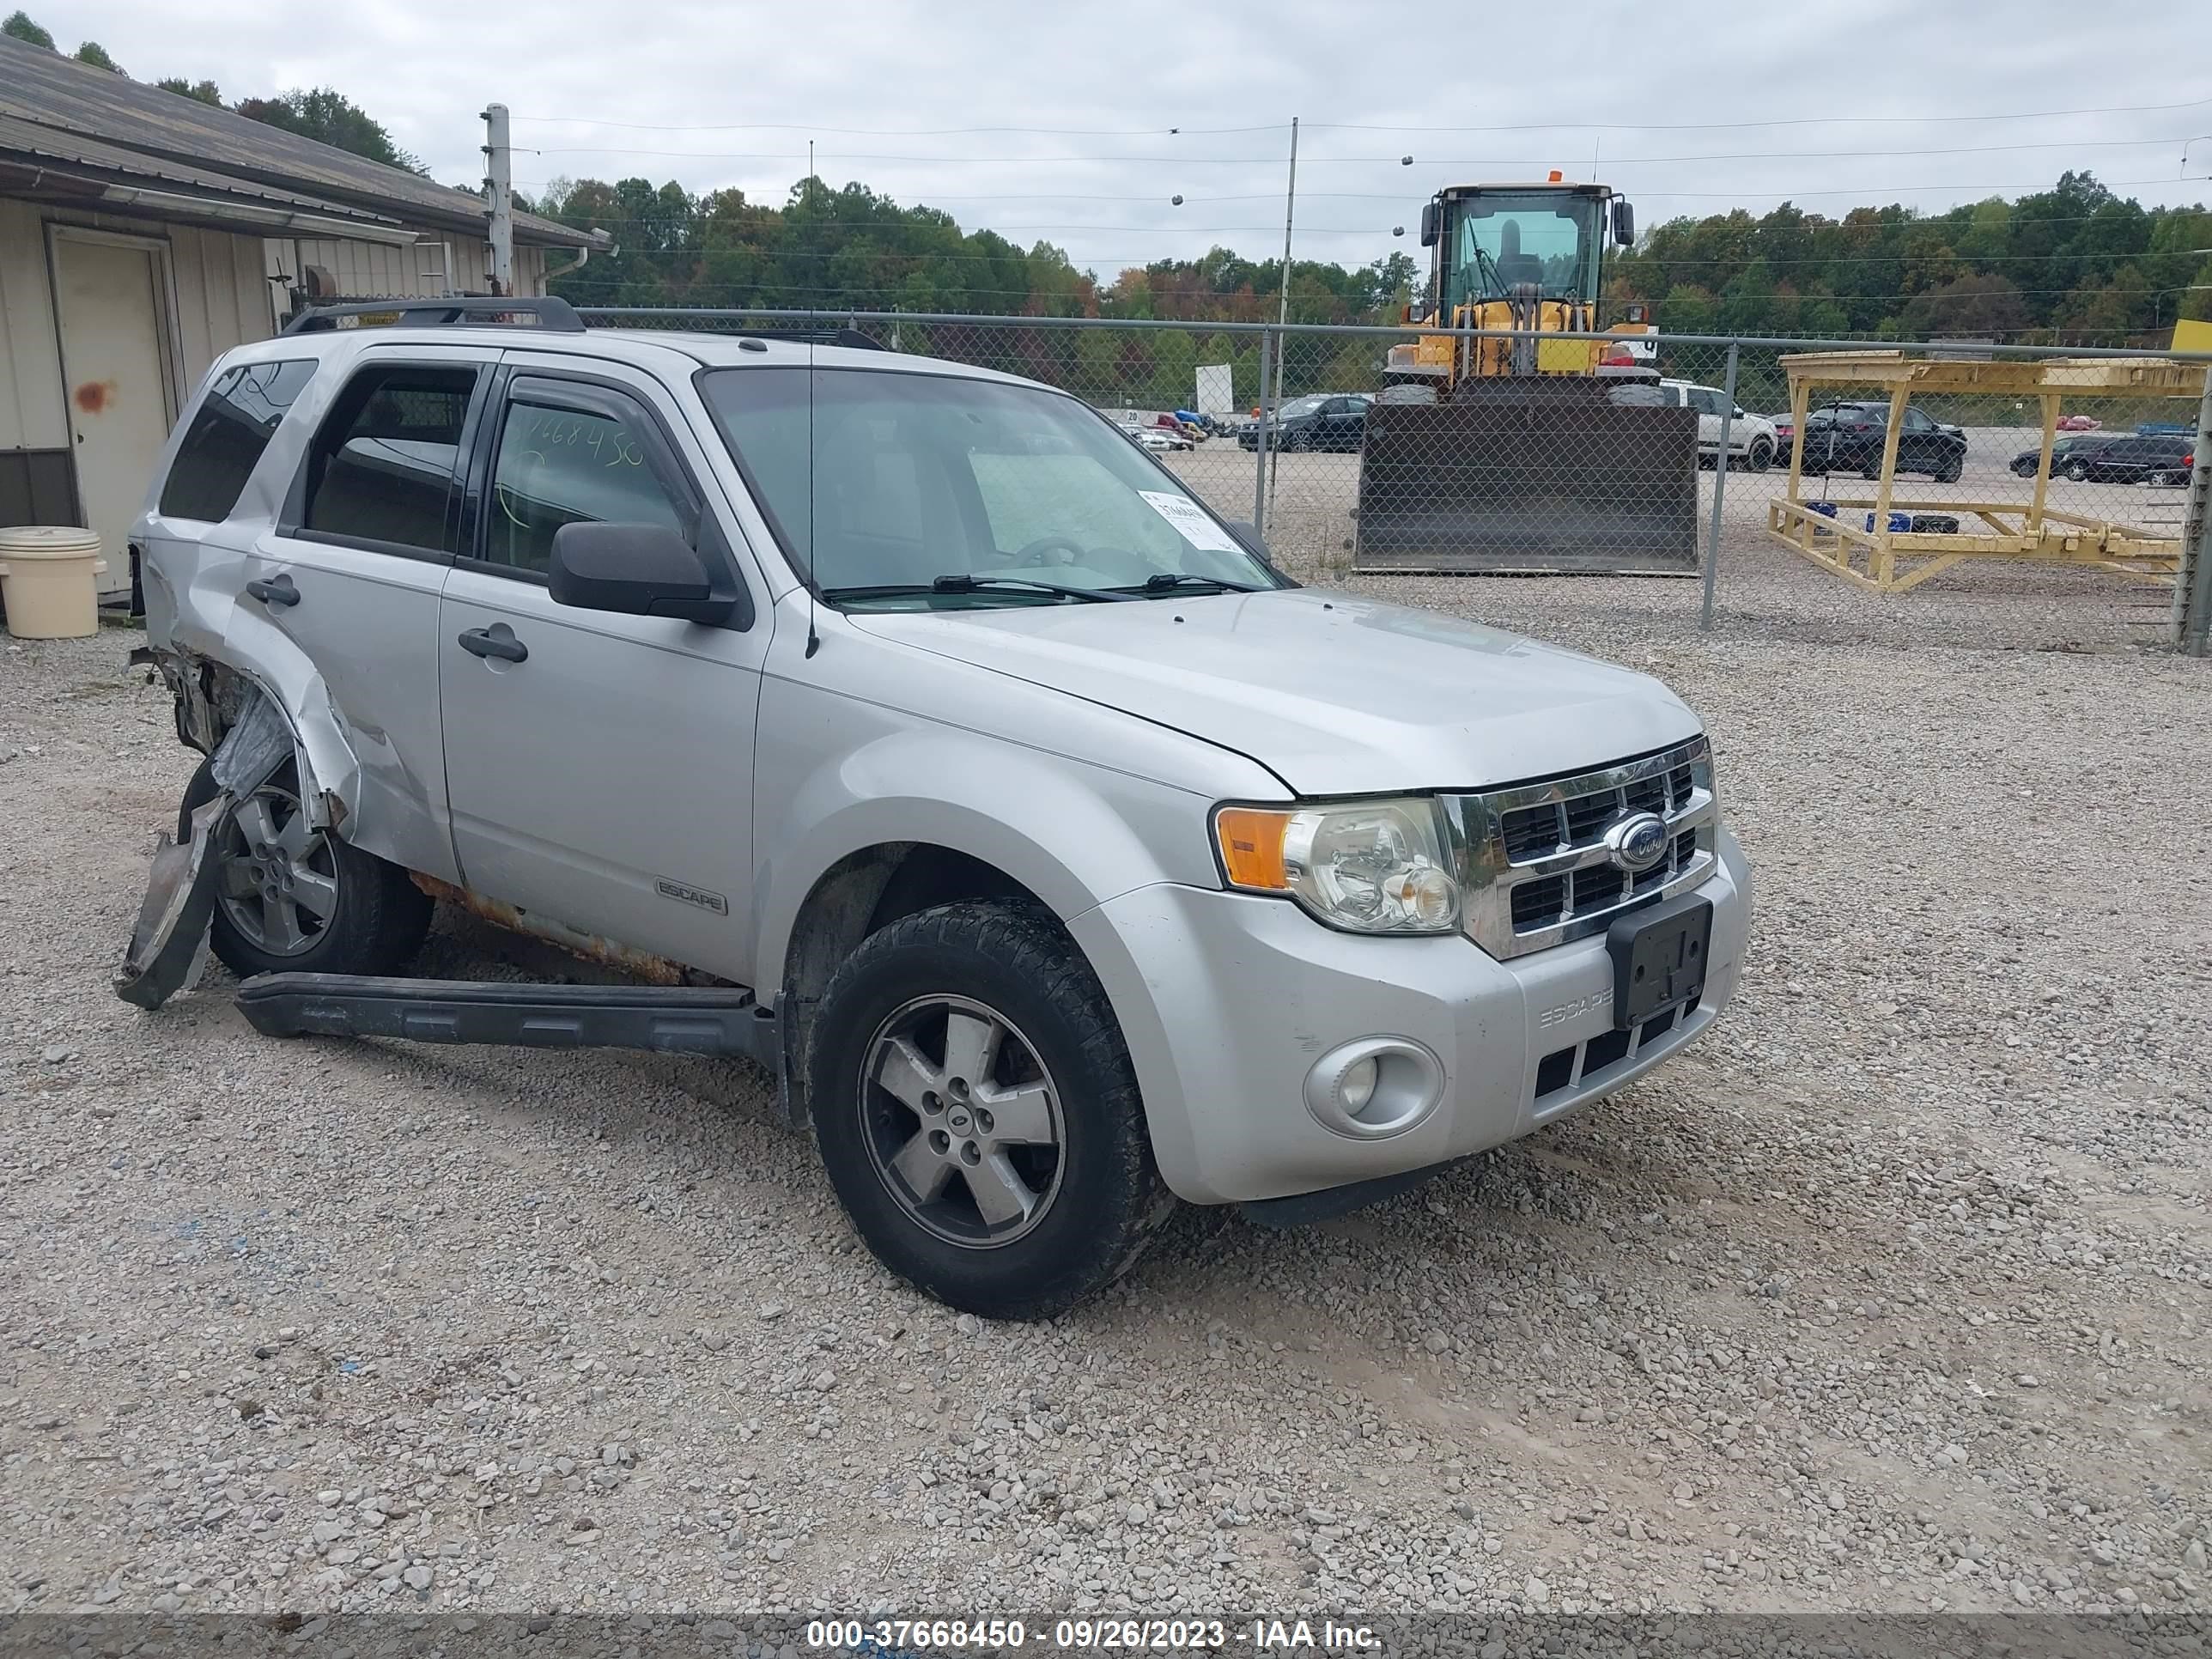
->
xmin=150 ymin=642 xmax=361 ymax=834
xmin=112 ymin=689 xmax=311 ymax=1009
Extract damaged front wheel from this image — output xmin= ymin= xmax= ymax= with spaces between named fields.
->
xmin=179 ymin=759 xmax=431 ymax=980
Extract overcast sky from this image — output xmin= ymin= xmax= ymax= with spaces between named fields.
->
xmin=40 ymin=0 xmax=2212 ymax=279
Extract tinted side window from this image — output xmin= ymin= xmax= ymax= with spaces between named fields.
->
xmin=485 ymin=398 xmax=688 ymax=574
xmin=159 ymin=359 xmax=318 ymax=522
xmin=300 ymin=364 xmax=477 ymax=553
xmin=1902 ymin=408 xmax=1933 ymax=431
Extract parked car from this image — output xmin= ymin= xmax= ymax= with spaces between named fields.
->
xmin=123 ymin=300 xmax=1749 ymax=1320
xmin=1115 ymin=422 xmax=1190 ymax=453
xmin=1798 ymin=401 xmax=1967 ymax=483
xmin=2010 ymin=433 xmax=2117 ymax=478
xmin=2061 ymin=434 xmax=2194 ymax=485
xmin=1236 ymin=392 xmax=1372 ymax=452
xmin=1658 ymin=379 xmax=1778 ymax=472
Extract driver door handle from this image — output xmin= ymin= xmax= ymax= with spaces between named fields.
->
xmin=458 ymin=626 xmax=528 ymax=664
xmin=244 ymin=574 xmax=299 ymax=607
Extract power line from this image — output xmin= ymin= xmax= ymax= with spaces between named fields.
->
xmin=511 ymin=186 xmax=2212 ymax=229
xmin=518 ymin=137 xmax=2191 ymax=166
xmin=507 ymin=94 xmax=2212 ymax=137
xmin=495 ymin=210 xmax=2210 ymax=266
xmin=1626 ymin=175 xmax=2197 ymax=200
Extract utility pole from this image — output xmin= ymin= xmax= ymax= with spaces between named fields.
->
xmin=482 ymin=101 xmax=514 ymax=296
xmin=1266 ymin=116 xmax=1298 ymax=516
xmin=1272 ymin=116 xmax=1298 ymax=422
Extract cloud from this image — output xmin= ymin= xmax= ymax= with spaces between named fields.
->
xmin=52 ymin=0 xmax=2212 ymax=276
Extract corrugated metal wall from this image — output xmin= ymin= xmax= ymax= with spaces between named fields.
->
xmin=270 ymin=234 xmax=548 ymax=302
xmin=0 ymin=197 xmax=70 ymax=450
xmin=5 ymin=200 xmax=568 ymax=548
xmin=170 ymin=224 xmax=278 ymax=388
xmin=1 ymin=201 xmax=275 ymax=450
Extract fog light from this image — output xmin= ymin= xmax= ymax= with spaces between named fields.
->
xmin=1340 ymin=1055 xmax=1379 ymax=1113
xmin=1303 ymin=1037 xmax=1445 ymax=1139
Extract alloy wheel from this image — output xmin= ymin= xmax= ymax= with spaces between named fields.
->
xmin=215 ymin=783 xmax=340 ymax=957
xmin=858 ymin=994 xmax=1066 ymax=1249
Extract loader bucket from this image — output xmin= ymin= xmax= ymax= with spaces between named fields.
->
xmin=1353 ymin=379 xmax=1702 ymax=574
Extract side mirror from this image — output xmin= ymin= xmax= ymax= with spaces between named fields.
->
xmin=549 ymin=521 xmax=739 ymax=625
xmin=1611 ymin=198 xmax=1636 ymax=247
xmin=1419 ymin=202 xmax=1440 ymax=248
xmin=1226 ymin=519 xmax=1277 ymax=568
xmin=1734 ymin=404 xmax=1747 ymax=419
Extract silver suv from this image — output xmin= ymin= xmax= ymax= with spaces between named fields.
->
xmin=125 ymin=301 xmax=1751 ymax=1319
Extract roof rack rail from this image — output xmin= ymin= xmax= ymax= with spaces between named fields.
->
xmin=716 ymin=324 xmax=885 ymax=351
xmin=282 ymin=297 xmax=586 ymax=336
xmin=815 ymin=326 xmax=887 ymax=351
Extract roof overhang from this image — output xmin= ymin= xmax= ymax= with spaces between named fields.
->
xmin=0 ymin=161 xmax=422 ymax=244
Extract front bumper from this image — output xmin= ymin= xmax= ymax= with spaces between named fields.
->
xmin=1070 ymin=825 xmax=1750 ymax=1206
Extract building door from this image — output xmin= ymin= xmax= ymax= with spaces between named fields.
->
xmin=52 ymin=232 xmax=175 ymax=592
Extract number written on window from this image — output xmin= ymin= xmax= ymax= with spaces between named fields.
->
xmin=486 ymin=400 xmax=686 ymax=574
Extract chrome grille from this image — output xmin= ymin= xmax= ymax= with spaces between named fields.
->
xmin=1450 ymin=737 xmax=1718 ymax=959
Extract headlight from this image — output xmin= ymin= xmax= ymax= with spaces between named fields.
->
xmin=1213 ymin=799 xmax=1461 ymax=935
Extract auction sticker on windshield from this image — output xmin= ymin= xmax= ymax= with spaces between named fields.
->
xmin=1139 ymin=490 xmax=1242 ymax=554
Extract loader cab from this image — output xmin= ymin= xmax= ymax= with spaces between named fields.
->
xmin=1419 ymin=182 xmax=1633 ymax=317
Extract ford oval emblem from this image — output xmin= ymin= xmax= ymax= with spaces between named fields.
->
xmin=1605 ymin=811 xmax=1671 ymax=874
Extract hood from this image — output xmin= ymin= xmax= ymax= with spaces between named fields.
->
xmin=848 ymin=588 xmax=1699 ymax=796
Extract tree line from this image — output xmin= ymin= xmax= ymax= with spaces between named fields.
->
xmin=528 ymin=169 xmax=2208 ymax=348
xmin=1613 ymin=172 xmax=2212 ymax=343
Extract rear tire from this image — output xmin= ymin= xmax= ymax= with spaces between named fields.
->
xmin=179 ymin=757 xmax=432 ymax=981
xmin=809 ymin=901 xmax=1169 ymax=1320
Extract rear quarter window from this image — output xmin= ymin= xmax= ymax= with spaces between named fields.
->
xmin=157 ymin=359 xmax=319 ymax=522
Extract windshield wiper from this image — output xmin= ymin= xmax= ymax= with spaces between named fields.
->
xmin=1124 ymin=573 xmax=1258 ymax=595
xmin=933 ymin=574 xmax=1133 ymax=602
xmin=819 ymin=576 xmax=1127 ymax=605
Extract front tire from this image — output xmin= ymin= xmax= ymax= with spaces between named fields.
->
xmin=1747 ymin=439 xmax=1773 ymax=474
xmin=179 ymin=757 xmax=431 ymax=981
xmin=810 ymin=901 xmax=1168 ymax=1320
xmin=2064 ymin=459 xmax=2092 ymax=482
xmin=1936 ymin=456 xmax=1963 ymax=484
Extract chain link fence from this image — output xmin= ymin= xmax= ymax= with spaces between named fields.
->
xmin=582 ymin=307 xmax=2212 ymax=651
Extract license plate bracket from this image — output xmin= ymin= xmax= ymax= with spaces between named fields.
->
xmin=1607 ymin=893 xmax=1713 ymax=1030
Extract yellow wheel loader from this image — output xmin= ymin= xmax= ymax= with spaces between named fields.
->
xmin=1353 ymin=179 xmax=1702 ymax=573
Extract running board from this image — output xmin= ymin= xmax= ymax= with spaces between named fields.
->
xmin=234 ymin=973 xmax=775 ymax=1066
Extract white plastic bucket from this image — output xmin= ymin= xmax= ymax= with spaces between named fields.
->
xmin=0 ymin=526 xmax=108 ymax=639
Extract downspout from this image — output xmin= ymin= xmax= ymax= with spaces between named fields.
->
xmin=541 ymin=238 xmax=612 ymax=284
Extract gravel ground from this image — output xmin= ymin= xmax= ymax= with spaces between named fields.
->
xmin=3 ymin=546 xmax=2208 ymax=1626
xmin=1164 ymin=436 xmax=2190 ymax=654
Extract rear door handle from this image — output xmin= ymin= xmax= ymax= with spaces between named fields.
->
xmin=458 ymin=625 xmax=528 ymax=664
xmin=245 ymin=574 xmax=299 ymax=607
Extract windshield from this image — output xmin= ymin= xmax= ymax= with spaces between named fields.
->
xmin=1443 ymin=191 xmax=1603 ymax=308
xmin=699 ymin=366 xmax=1283 ymax=609
xmin=1278 ymin=394 xmax=1328 ymax=418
